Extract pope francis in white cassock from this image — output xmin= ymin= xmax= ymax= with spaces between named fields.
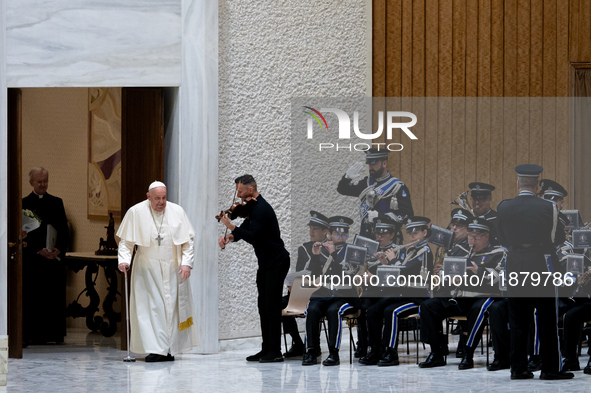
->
xmin=117 ymin=181 xmax=197 ymax=362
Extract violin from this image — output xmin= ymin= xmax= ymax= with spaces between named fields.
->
xmin=216 ymin=197 xmax=258 ymax=221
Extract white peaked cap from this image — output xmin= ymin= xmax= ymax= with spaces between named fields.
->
xmin=148 ymin=181 xmax=167 ymax=191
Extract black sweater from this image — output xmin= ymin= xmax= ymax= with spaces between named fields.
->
xmin=232 ymin=194 xmax=289 ymax=267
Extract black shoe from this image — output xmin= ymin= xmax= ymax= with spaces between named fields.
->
xmin=527 ymin=355 xmax=542 ymax=372
xmin=378 ymin=348 xmax=399 ymax=367
xmin=510 ymin=371 xmax=534 ymax=380
xmin=419 ymin=352 xmax=446 ymax=368
xmin=302 ymin=352 xmax=318 ymax=366
xmin=166 ymin=353 xmax=175 ymax=361
xmin=322 ymin=351 xmax=340 ymax=366
xmin=145 ymin=353 xmax=170 ymax=362
xmin=354 ymin=346 xmax=367 ymax=359
xmin=487 ymin=358 xmax=510 ymax=371
xmin=283 ymin=343 xmax=305 ymax=358
xmin=246 ymin=350 xmax=266 ymax=362
xmin=562 ymin=358 xmax=580 ymax=371
xmin=259 ymin=352 xmax=284 ymax=363
xmin=539 ymin=371 xmax=575 ymax=380
xmin=458 ymin=355 xmax=474 ymax=370
xmin=359 ymin=348 xmax=380 ymax=365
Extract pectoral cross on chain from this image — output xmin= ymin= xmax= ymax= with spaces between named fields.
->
xmin=156 ymin=233 xmax=163 ymax=246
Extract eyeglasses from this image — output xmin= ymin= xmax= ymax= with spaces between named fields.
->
xmin=332 ymin=233 xmax=348 ymax=239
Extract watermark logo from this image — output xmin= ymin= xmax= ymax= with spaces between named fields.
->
xmin=303 ymin=106 xmax=418 ymax=152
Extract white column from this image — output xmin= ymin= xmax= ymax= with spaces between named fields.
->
xmin=0 ymin=0 xmax=8 ymax=385
xmin=179 ymin=0 xmax=219 ymax=353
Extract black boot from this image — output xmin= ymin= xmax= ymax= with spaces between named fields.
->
xmin=458 ymin=346 xmax=474 ymax=370
xmin=527 ymin=355 xmax=542 ymax=372
xmin=378 ymin=347 xmax=399 ymax=367
xmin=562 ymin=357 xmax=581 ymax=371
xmin=322 ymin=348 xmax=340 ymax=366
xmin=359 ymin=347 xmax=381 ymax=365
xmin=302 ymin=350 xmax=318 ymax=366
xmin=354 ymin=344 xmax=367 ymax=359
xmin=283 ymin=342 xmax=305 ymax=358
xmin=419 ymin=352 xmax=446 ymax=368
xmin=487 ymin=356 xmax=510 ymax=371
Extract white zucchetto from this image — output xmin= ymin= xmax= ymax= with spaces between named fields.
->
xmin=148 ymin=181 xmax=167 ymax=191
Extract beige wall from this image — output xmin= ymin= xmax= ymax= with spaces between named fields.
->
xmin=21 ymin=88 xmax=119 ymax=329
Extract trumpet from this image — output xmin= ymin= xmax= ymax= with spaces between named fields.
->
xmin=451 ymin=190 xmax=475 ymax=215
xmin=366 ymin=239 xmax=420 ymax=268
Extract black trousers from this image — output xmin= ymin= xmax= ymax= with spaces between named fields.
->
xmin=382 ymin=298 xmax=420 ymax=349
xmin=488 ymin=298 xmax=510 ymax=362
xmin=362 ymin=297 xmax=396 ymax=350
xmin=562 ymin=299 xmax=591 ymax=360
xmin=23 ymin=253 xmax=66 ymax=343
xmin=508 ymin=297 xmax=561 ymax=373
xmin=256 ymin=257 xmax=290 ymax=354
xmin=305 ymin=297 xmax=357 ymax=351
xmin=420 ymin=297 xmax=493 ymax=352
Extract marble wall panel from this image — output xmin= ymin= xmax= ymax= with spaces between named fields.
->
xmin=178 ymin=0 xmax=219 ymax=354
xmin=0 ymin=336 xmax=6 ymax=386
xmin=6 ymin=0 xmax=181 ymax=87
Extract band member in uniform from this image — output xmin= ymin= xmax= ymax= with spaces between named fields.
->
xmin=282 ymin=211 xmax=330 ymax=358
xmin=561 ymin=272 xmax=591 ymax=373
xmin=490 ymin=180 xmax=571 ymax=372
xmin=356 ymin=214 xmax=400 ymax=360
xmin=497 ymin=164 xmax=574 ymax=380
xmin=302 ymin=216 xmax=360 ymax=366
xmin=337 ymin=148 xmax=413 ymax=239
xmin=469 ymin=182 xmax=499 ymax=244
xmin=218 ymin=175 xmax=290 ymax=363
xmin=529 ymin=181 xmax=571 ymax=371
xmin=419 ymin=218 xmax=504 ymax=370
xmin=433 ymin=208 xmax=474 ymax=358
xmin=375 ymin=216 xmax=433 ymax=367
xmin=433 ymin=208 xmax=473 ymax=277
xmin=539 ymin=179 xmax=568 ymax=210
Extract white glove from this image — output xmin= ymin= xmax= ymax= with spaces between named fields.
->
xmin=345 ymin=161 xmax=364 ymax=180
xmin=367 ymin=209 xmax=379 ymax=223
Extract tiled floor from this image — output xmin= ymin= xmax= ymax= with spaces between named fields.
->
xmin=3 ymin=329 xmax=591 ymax=392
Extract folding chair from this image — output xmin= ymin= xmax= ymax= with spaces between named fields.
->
xmin=282 ymin=276 xmax=318 ymax=352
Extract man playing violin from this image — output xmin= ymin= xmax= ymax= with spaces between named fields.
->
xmin=218 ymin=174 xmax=290 ymax=363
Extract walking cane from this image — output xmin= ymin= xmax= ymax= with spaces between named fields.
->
xmin=123 ymin=270 xmax=136 ymax=362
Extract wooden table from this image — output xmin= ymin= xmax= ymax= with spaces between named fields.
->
xmin=65 ymin=252 xmax=120 ymax=337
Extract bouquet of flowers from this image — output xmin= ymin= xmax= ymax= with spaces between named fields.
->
xmin=22 ymin=209 xmax=41 ymax=233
